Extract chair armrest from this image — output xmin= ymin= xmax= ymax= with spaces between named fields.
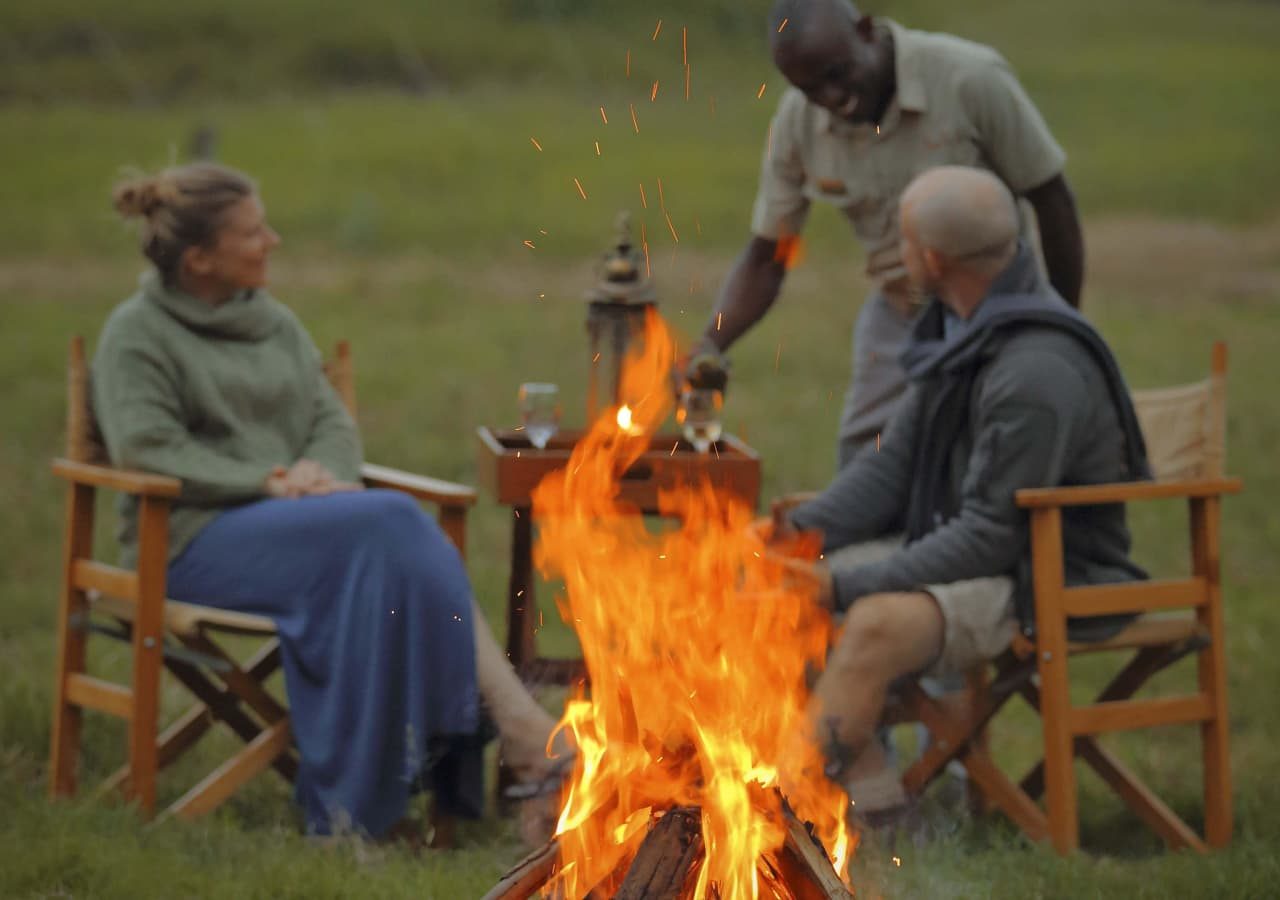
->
xmin=1016 ymin=478 xmax=1242 ymax=509
xmin=51 ymin=458 xmax=182 ymax=498
xmin=360 ymin=462 xmax=478 ymax=508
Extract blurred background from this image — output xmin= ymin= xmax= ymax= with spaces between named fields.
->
xmin=2 ymin=1 xmax=1278 ymax=896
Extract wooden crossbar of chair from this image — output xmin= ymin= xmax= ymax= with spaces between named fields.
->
xmin=49 ymin=336 xmax=478 ymax=826
xmin=889 ymin=342 xmax=1240 ymax=855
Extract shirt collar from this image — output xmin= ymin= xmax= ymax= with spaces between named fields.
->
xmin=820 ymin=19 xmax=927 ymax=136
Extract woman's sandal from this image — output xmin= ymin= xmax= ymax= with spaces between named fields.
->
xmin=502 ymin=752 xmax=576 ymax=801
xmin=503 ymin=753 xmax=577 ymax=848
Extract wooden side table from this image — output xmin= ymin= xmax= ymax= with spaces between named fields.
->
xmin=475 ymin=426 xmax=762 ymax=688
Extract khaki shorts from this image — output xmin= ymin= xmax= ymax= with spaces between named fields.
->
xmin=825 ymin=537 xmax=1016 ymax=677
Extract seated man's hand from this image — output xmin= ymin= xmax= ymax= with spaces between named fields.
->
xmin=748 ymin=499 xmax=801 ymax=546
xmin=773 ymin=557 xmax=836 ymax=611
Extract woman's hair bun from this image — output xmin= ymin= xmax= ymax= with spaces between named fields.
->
xmin=112 ymin=173 xmax=179 ymax=219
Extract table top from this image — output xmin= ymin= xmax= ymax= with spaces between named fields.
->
xmin=475 ymin=426 xmax=762 ymax=509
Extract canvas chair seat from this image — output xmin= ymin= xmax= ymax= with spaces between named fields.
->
xmin=1063 ymin=615 xmax=1205 ymax=656
xmin=89 ymin=590 xmax=276 ymax=638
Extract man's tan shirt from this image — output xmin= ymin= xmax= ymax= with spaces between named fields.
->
xmin=751 ymin=20 xmax=1066 ymax=298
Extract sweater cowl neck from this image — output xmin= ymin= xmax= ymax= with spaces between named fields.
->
xmin=140 ymin=269 xmax=283 ymax=341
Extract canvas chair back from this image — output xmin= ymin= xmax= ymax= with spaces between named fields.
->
xmin=1131 ymin=344 xmax=1227 ymax=481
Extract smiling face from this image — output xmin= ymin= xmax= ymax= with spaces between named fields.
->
xmin=181 ymin=194 xmax=280 ymax=296
xmin=771 ymin=11 xmax=888 ymax=124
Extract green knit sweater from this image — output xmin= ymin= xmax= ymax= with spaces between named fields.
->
xmin=93 ymin=271 xmax=362 ymax=566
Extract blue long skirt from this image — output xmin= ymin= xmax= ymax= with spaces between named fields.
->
xmin=167 ymin=489 xmax=481 ymax=837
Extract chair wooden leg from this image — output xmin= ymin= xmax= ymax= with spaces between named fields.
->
xmin=1076 ymin=738 xmax=1207 ymax=852
xmin=1017 ymin=679 xmax=1206 ymax=851
xmin=127 ymin=497 xmax=170 ymax=815
xmin=98 ymin=704 xmax=214 ymax=799
xmin=1030 ymin=507 xmax=1078 ymax=854
xmin=161 ymin=718 xmax=293 ymax=822
xmin=50 ymin=482 xmax=94 ymax=799
xmin=162 ymin=648 xmax=297 ymax=782
xmin=178 ymin=634 xmax=288 ymax=724
xmin=1191 ymin=496 xmax=1233 ymax=847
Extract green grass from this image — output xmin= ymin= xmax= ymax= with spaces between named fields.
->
xmin=3 ymin=0 xmax=1280 ymax=896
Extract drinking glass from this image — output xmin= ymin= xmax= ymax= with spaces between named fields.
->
xmin=518 ymin=382 xmax=561 ymax=449
xmin=677 ymin=388 xmax=723 ymax=453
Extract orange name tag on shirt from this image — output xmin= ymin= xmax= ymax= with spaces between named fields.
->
xmin=817 ymin=178 xmax=847 ymax=195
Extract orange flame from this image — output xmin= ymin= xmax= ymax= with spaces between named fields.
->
xmin=532 ymin=310 xmax=852 ymax=898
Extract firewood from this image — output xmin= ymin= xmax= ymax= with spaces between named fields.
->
xmin=769 ymin=807 xmax=854 ymax=900
xmin=613 ymin=807 xmax=704 ymax=900
xmin=480 ymin=839 xmax=560 ymax=900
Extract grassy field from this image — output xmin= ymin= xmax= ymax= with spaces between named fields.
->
xmin=3 ymin=1 xmax=1280 ymax=897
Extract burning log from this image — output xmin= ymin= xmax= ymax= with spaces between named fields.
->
xmin=484 ymin=801 xmax=851 ymax=900
xmin=613 ymin=807 xmax=703 ymax=899
xmin=481 ymin=840 xmax=560 ymax=900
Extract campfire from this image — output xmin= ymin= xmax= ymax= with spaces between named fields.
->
xmin=486 ymin=310 xmax=854 ymax=899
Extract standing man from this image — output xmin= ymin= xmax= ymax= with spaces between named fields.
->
xmin=688 ymin=0 xmax=1084 ymax=468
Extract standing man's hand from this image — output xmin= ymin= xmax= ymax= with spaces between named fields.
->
xmin=677 ymin=344 xmax=731 ymax=396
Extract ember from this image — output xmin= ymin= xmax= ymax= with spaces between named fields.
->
xmin=508 ymin=310 xmax=852 ymax=898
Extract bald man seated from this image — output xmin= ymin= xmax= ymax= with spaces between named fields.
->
xmin=769 ymin=166 xmax=1150 ymax=826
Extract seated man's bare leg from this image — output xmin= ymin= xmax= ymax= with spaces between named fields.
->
xmin=809 ymin=590 xmax=945 ymax=810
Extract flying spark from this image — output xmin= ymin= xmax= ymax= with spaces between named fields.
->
xmin=651 ymin=80 xmax=659 ymax=101
xmin=630 ymin=102 xmax=640 ymax=133
xmin=529 ymin=136 xmax=543 ymax=151
xmin=685 ymin=63 xmax=691 ymax=100
xmin=657 ymin=176 xmax=666 ymax=210
xmin=626 ymin=49 xmax=631 ymax=78
xmin=599 ymin=106 xmax=608 ymax=124
xmin=716 ymin=312 xmax=723 ymax=331
xmin=652 ymin=18 xmax=662 ymax=40
xmin=757 ymin=82 xmax=767 ymax=99
xmin=775 ymin=342 xmax=782 ymax=372
xmin=641 ymin=223 xmax=651 ymax=278
xmin=595 ymin=140 xmax=601 ymax=156
xmin=682 ymin=26 xmax=688 ymax=65
xmin=639 ymin=182 xmax=648 ymax=209
xmin=665 ymin=211 xmax=679 ymax=243
xmin=778 ymin=17 xmax=789 ymax=32
xmin=523 ymin=240 xmax=536 ymax=249
xmin=573 ymin=177 xmax=588 ymax=199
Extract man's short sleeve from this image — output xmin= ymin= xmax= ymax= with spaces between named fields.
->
xmin=749 ymin=91 xmax=812 ymax=239
xmin=960 ymin=55 xmax=1066 ymax=194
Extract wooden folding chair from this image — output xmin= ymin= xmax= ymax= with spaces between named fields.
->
xmin=49 ymin=337 xmax=477 ymax=823
xmin=897 ymin=342 xmax=1241 ymax=854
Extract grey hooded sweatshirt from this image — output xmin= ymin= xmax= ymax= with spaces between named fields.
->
xmin=788 ymin=245 xmax=1148 ymax=631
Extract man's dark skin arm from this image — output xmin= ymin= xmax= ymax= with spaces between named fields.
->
xmin=696 ymin=236 xmax=789 ymax=354
xmin=1024 ymin=173 xmax=1085 ymax=308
